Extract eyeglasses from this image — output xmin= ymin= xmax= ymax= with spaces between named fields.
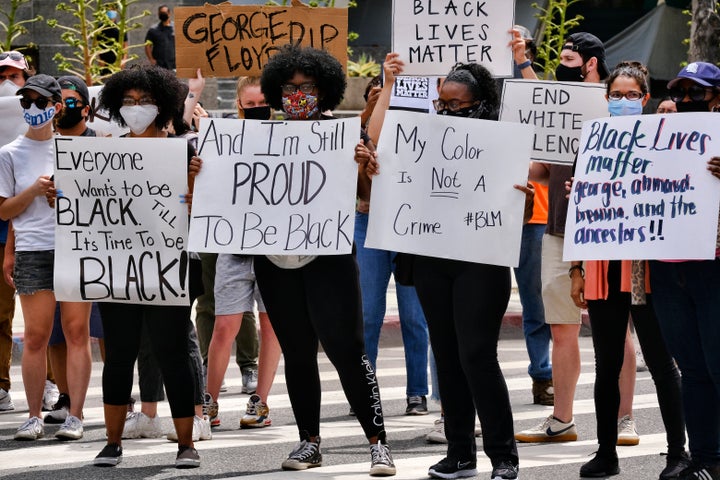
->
xmin=122 ymin=96 xmax=155 ymax=106
xmin=432 ymin=99 xmax=477 ymax=112
xmin=20 ymin=96 xmax=52 ymax=109
xmin=669 ymin=85 xmax=714 ymax=103
xmin=63 ymin=98 xmax=83 ymax=109
xmin=608 ymin=91 xmax=644 ymax=101
xmin=281 ymin=83 xmax=316 ymax=95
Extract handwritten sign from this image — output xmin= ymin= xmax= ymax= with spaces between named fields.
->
xmin=499 ymin=79 xmax=608 ymax=165
xmin=392 ymin=0 xmax=514 ymax=77
xmin=53 ymin=136 xmax=190 ymax=305
xmin=365 ymin=110 xmax=533 ymax=267
xmin=188 ymin=117 xmax=360 ymax=255
xmin=563 ymin=113 xmax=720 ymax=261
xmin=174 ymin=0 xmax=348 ymax=78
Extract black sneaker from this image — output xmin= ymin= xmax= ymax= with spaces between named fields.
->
xmin=428 ymin=457 xmax=477 ymax=479
xmin=44 ymin=393 xmax=70 ymax=424
xmin=176 ymin=445 xmax=200 ymax=469
xmin=580 ymin=452 xmax=620 ymax=477
xmin=281 ymin=435 xmax=322 ymax=470
xmin=94 ymin=443 xmax=122 ymax=467
xmin=369 ymin=432 xmax=396 ymax=476
xmin=492 ymin=460 xmax=519 ymax=480
xmin=405 ymin=395 xmax=428 ymax=415
xmin=678 ymin=463 xmax=720 ymax=480
xmin=660 ymin=451 xmax=692 ymax=479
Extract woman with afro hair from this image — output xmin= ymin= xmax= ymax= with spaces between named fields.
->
xmin=92 ymin=65 xmax=201 ymax=469
xmin=253 ymin=44 xmax=395 ymax=476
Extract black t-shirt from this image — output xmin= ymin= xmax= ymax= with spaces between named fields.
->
xmin=98 ymin=26 xmax=128 ymax=66
xmin=145 ymin=23 xmax=175 ymax=70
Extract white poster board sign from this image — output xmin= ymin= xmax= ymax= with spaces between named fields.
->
xmin=389 ymin=76 xmax=439 ymax=112
xmin=563 ymin=113 xmax=720 ymax=261
xmin=365 ymin=110 xmax=533 ymax=267
xmin=499 ymin=79 xmax=608 ymax=165
xmin=53 ymin=136 xmax=190 ymax=305
xmin=188 ymin=117 xmax=360 ymax=254
xmin=392 ymin=0 xmax=514 ymax=77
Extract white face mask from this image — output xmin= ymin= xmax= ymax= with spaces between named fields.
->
xmin=23 ymin=104 xmax=56 ymax=129
xmin=0 ymin=79 xmax=19 ymax=97
xmin=120 ymin=105 xmax=159 ymax=135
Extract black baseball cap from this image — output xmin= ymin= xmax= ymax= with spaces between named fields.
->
xmin=564 ymin=32 xmax=609 ymax=79
xmin=17 ymin=74 xmax=61 ymax=99
xmin=58 ymin=75 xmax=90 ymax=105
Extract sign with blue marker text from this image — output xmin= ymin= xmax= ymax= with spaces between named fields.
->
xmin=188 ymin=117 xmax=360 ymax=255
xmin=365 ymin=110 xmax=533 ymax=267
xmin=53 ymin=136 xmax=190 ymax=305
xmin=563 ymin=113 xmax=720 ymax=261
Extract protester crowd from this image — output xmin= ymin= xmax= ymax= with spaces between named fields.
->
xmin=0 ymin=4 xmax=718 ymax=480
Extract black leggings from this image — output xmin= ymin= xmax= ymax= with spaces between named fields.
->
xmin=100 ymin=303 xmax=196 ymax=419
xmin=254 ymin=254 xmax=385 ymax=440
xmin=413 ymin=256 xmax=518 ymax=466
xmin=586 ymin=261 xmax=686 ymax=455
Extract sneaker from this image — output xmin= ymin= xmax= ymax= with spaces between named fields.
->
xmin=678 ymin=463 xmax=720 ymax=480
xmin=44 ymin=393 xmax=70 ymax=424
xmin=42 ymin=380 xmax=60 ymax=411
xmin=281 ymin=435 xmax=322 ymax=470
xmin=55 ymin=414 xmax=83 ymax=440
xmin=428 ymin=457 xmax=478 ymax=479
xmin=203 ymin=392 xmax=220 ymax=427
xmin=491 ymin=460 xmax=519 ymax=480
xmin=122 ymin=411 xmax=163 ymax=439
xmin=617 ymin=415 xmax=639 ymax=446
xmin=240 ymin=394 xmax=272 ymax=428
xmin=94 ymin=443 xmax=122 ymax=467
xmin=127 ymin=397 xmax=136 ymax=413
xmin=425 ymin=417 xmax=447 ymax=444
xmin=660 ymin=451 xmax=692 ymax=480
xmin=0 ymin=388 xmax=14 ymax=411
xmin=580 ymin=451 xmax=620 ymax=477
xmin=636 ymin=347 xmax=648 ymax=372
xmin=167 ymin=415 xmax=212 ymax=442
xmin=14 ymin=416 xmax=44 ymax=440
xmin=241 ymin=367 xmax=258 ymax=394
xmin=369 ymin=432 xmax=396 ymax=476
xmin=532 ymin=378 xmax=555 ymax=406
xmin=405 ymin=395 xmax=428 ymax=415
xmin=515 ymin=415 xmax=577 ymax=443
xmin=176 ymin=445 xmax=201 ymax=469
xmin=219 ymin=379 xmax=228 ymax=393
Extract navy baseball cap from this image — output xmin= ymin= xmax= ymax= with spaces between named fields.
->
xmin=564 ymin=32 xmax=609 ymax=79
xmin=668 ymin=62 xmax=720 ymax=88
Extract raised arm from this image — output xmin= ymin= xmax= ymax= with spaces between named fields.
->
xmin=366 ymin=53 xmax=405 ymax=146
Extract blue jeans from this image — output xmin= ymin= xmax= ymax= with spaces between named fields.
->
xmin=650 ymin=259 xmax=720 ymax=466
xmin=513 ymin=223 xmax=552 ymax=381
xmin=355 ymin=212 xmax=429 ymax=397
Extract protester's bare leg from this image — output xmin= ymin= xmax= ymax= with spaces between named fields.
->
xmin=256 ymin=312 xmax=280 ymax=402
xmin=618 ymin=327 xmax=636 ymax=419
xmin=48 ymin=342 xmax=68 ymax=394
xmin=173 ymin=416 xmax=195 ymax=447
xmin=105 ymin=403 xmax=126 ymax=445
xmin=550 ymin=323 xmax=581 ymax=423
xmin=207 ymin=314 xmax=242 ymax=400
xmin=20 ymin=291 xmax=55 ymax=418
xmin=59 ymin=302 xmax=92 ymax=419
xmin=140 ymin=402 xmax=158 ymax=418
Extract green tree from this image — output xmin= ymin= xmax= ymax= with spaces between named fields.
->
xmin=688 ymin=0 xmax=720 ymax=63
xmin=0 ymin=0 xmax=43 ymax=53
xmin=532 ymin=0 xmax=585 ymax=79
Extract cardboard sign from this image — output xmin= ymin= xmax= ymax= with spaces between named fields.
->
xmin=499 ymin=79 xmax=608 ymax=165
xmin=365 ymin=110 xmax=533 ymax=267
xmin=392 ymin=0 xmax=514 ymax=77
xmin=53 ymin=136 xmax=190 ymax=305
xmin=563 ymin=113 xmax=720 ymax=261
xmin=175 ymin=0 xmax=348 ymax=78
xmin=188 ymin=116 xmax=360 ymax=254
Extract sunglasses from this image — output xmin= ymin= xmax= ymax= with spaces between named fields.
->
xmin=669 ymin=85 xmax=714 ymax=103
xmin=63 ymin=98 xmax=84 ymax=109
xmin=20 ymin=97 xmax=52 ymax=109
xmin=0 ymin=51 xmax=29 ymax=68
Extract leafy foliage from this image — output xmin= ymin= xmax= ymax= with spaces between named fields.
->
xmin=0 ymin=0 xmax=43 ymax=55
xmin=533 ymin=0 xmax=585 ymax=79
xmin=347 ymin=53 xmax=380 ymax=77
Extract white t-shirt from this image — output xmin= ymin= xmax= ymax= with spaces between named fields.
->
xmin=0 ymin=134 xmax=55 ymax=251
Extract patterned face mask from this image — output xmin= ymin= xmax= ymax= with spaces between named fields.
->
xmin=282 ymin=91 xmax=319 ymax=120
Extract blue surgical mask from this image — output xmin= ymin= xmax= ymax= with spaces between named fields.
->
xmin=608 ymin=98 xmax=643 ymax=117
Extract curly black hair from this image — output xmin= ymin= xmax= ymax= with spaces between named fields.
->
xmin=99 ymin=64 xmax=184 ymax=130
xmin=260 ymin=44 xmax=346 ymax=112
xmin=444 ymin=63 xmax=499 ymax=120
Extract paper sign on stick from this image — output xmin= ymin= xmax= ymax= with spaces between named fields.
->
xmin=188 ymin=117 xmax=360 ymax=255
xmin=53 ymin=137 xmax=190 ymax=305
xmin=175 ymin=0 xmax=348 ymax=78
xmin=499 ymin=79 xmax=608 ymax=165
xmin=365 ymin=110 xmax=533 ymax=267
xmin=563 ymin=113 xmax=720 ymax=261
xmin=392 ymin=0 xmax=515 ymax=77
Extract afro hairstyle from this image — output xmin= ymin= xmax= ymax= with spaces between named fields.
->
xmin=444 ymin=62 xmax=500 ymax=120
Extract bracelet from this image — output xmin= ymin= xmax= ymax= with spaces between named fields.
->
xmin=568 ymin=265 xmax=585 ymax=279
xmin=517 ymin=60 xmax=532 ymax=70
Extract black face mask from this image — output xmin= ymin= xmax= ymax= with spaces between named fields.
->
xmin=555 ymin=64 xmax=584 ymax=82
xmin=159 ymin=12 xmax=169 ymax=22
xmin=676 ymin=100 xmax=711 ymax=113
xmin=438 ymin=103 xmax=482 ymax=118
xmin=55 ymin=106 xmax=84 ymax=129
xmin=242 ymin=106 xmax=271 ymax=120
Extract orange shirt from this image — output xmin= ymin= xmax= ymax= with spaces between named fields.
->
xmin=529 ymin=181 xmax=548 ymax=225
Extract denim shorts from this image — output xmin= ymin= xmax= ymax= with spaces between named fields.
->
xmin=14 ymin=250 xmax=54 ymax=295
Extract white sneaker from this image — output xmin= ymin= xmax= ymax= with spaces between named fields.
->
xmin=42 ymin=380 xmax=60 ymax=411
xmin=56 ymin=414 xmax=83 ymax=440
xmin=0 ymin=388 xmax=14 ymax=411
xmin=617 ymin=415 xmax=640 ymax=446
xmin=122 ymin=412 xmax=163 ymax=439
xmin=241 ymin=367 xmax=258 ymax=394
xmin=425 ymin=417 xmax=447 ymax=444
xmin=167 ymin=415 xmax=212 ymax=442
xmin=636 ymin=348 xmax=648 ymax=372
xmin=515 ymin=414 xmax=578 ymax=443
xmin=15 ymin=416 xmax=44 ymax=440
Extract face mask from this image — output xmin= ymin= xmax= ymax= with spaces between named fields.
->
xmin=56 ymin=106 xmax=85 ymax=129
xmin=608 ymin=98 xmax=643 ymax=117
xmin=0 ymin=79 xmax=19 ymax=97
xmin=282 ymin=91 xmax=319 ymax=120
xmin=438 ymin=104 xmax=481 ymax=118
xmin=159 ymin=12 xmax=169 ymax=22
xmin=676 ymin=100 xmax=710 ymax=113
xmin=23 ymin=104 xmax=56 ymax=129
xmin=555 ymin=63 xmax=584 ymax=82
xmin=242 ymin=105 xmax=271 ymax=120
xmin=120 ymin=105 xmax=158 ymax=135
